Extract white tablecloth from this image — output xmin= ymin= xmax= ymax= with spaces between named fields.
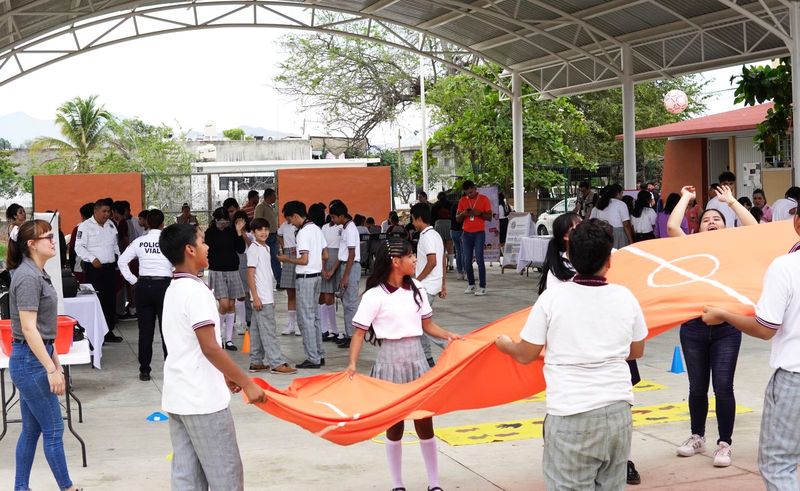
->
xmin=64 ymin=287 xmax=108 ymax=369
xmin=516 ymin=236 xmax=551 ymax=273
xmin=0 ymin=338 xmax=90 ymax=369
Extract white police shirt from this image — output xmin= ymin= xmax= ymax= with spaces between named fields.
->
xmin=75 ymin=216 xmax=120 ymax=265
xmin=118 ymin=229 xmax=173 ymax=285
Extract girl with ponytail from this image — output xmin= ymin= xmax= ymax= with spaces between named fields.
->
xmin=347 ymin=239 xmax=459 ymax=491
xmin=537 ymin=212 xmax=580 ymax=295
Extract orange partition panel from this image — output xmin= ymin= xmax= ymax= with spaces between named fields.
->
xmin=661 ymin=138 xmax=706 ymax=204
xmin=33 ymin=173 xmax=144 ymax=234
xmin=276 ymin=167 xmax=392 ymax=223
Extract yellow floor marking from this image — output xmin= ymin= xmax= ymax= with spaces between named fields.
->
xmin=436 ymin=398 xmax=753 ymax=446
xmin=514 ymin=380 xmax=667 ymax=404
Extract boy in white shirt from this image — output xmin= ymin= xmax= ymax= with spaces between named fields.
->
xmin=328 ymin=201 xmax=361 ymax=349
xmin=496 ymin=219 xmax=647 ymax=489
xmin=158 ymin=223 xmax=267 ymax=490
xmin=277 ymin=220 xmax=300 ymax=335
xmin=246 ymin=218 xmax=297 ymax=375
xmin=702 ymin=213 xmax=800 ymax=490
xmin=278 ymin=201 xmax=328 ymax=369
xmin=411 ymin=202 xmax=447 ymax=367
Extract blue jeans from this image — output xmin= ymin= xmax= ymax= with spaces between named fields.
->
xmin=680 ymin=318 xmax=742 ymax=444
xmin=267 ymin=233 xmax=281 ymax=284
xmin=9 ymin=342 xmax=73 ymax=491
xmin=451 ymin=230 xmax=464 ymax=274
xmin=462 ymin=230 xmax=486 ymax=288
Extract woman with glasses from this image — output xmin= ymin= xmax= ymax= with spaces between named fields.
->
xmin=7 ymin=219 xmax=81 ymax=491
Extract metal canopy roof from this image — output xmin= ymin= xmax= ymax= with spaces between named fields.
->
xmin=0 ymin=0 xmax=793 ymax=94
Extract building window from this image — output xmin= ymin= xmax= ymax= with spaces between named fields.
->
xmin=765 ymin=136 xmax=792 ymax=168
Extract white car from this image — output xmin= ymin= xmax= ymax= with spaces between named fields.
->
xmin=535 ymin=198 xmax=577 ymax=236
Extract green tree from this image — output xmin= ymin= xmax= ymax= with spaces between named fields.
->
xmin=731 ymin=58 xmax=791 ymax=156
xmin=223 ymin=128 xmax=246 ymax=141
xmin=0 ymin=138 xmax=11 ymax=150
xmin=0 ymin=150 xmax=24 ymax=198
xmin=30 ymin=95 xmax=113 ymax=172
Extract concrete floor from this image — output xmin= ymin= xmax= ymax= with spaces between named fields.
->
xmin=0 ymin=263 xmax=780 ymax=490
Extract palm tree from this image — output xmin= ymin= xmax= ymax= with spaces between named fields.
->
xmin=31 ymin=95 xmax=113 ymax=173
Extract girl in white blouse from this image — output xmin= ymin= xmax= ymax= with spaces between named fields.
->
xmin=590 ymin=184 xmax=633 ymax=248
xmin=347 ymin=239 xmax=459 ymax=491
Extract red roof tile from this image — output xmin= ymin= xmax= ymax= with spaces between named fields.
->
xmin=615 ymin=103 xmax=773 ymax=140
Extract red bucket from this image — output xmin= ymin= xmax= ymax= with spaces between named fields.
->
xmin=0 ymin=316 xmax=76 ymax=356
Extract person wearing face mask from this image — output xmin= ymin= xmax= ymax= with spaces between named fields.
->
xmin=666 ymin=184 xmax=757 ymax=468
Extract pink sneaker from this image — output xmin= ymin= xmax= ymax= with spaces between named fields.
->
xmin=676 ymin=434 xmax=706 ymax=457
xmin=713 ymin=442 xmax=732 ymax=467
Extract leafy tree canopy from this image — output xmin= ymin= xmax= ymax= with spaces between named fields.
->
xmin=732 ymin=58 xmax=791 ymax=156
xmin=223 ymin=128 xmax=247 ymax=141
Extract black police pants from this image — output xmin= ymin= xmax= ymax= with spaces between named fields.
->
xmin=135 ymin=278 xmax=170 ymax=374
xmin=85 ymin=264 xmax=117 ymax=335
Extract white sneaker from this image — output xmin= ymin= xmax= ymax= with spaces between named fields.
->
xmin=474 ymin=287 xmax=486 ymax=296
xmin=713 ymin=442 xmax=732 ymax=467
xmin=294 ymin=329 xmax=302 ymax=337
xmin=457 ymin=273 xmax=465 ymax=281
xmin=280 ymin=326 xmax=294 ymax=336
xmin=676 ymin=434 xmax=706 ymax=457
xmin=464 ymin=285 xmax=476 ymax=294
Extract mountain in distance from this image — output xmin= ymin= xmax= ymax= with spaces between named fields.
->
xmin=0 ymin=112 xmax=61 ymax=146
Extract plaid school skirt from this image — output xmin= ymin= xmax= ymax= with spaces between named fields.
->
xmin=370 ymin=337 xmax=430 ymax=384
xmin=320 ymin=248 xmax=339 ymax=293
xmin=280 ymin=248 xmax=296 ymax=289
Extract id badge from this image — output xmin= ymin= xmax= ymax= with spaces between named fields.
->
xmin=470 ymin=216 xmax=475 ymax=221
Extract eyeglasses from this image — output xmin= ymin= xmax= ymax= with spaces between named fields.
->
xmin=33 ymin=234 xmax=55 ymax=243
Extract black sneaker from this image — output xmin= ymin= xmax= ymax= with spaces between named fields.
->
xmin=627 ymin=460 xmax=641 ymax=485
xmin=296 ymin=359 xmax=321 ymax=369
xmin=139 ymin=372 xmax=151 ymax=381
xmin=224 ymin=341 xmax=238 ymax=351
xmin=320 ymin=358 xmax=325 ymax=366
xmin=337 ymin=338 xmax=351 ymax=349
xmin=104 ymin=332 xmax=123 ymax=343
xmin=427 ymin=357 xmax=436 ymax=368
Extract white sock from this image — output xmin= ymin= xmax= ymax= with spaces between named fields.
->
xmin=235 ymin=300 xmax=246 ymax=326
xmin=386 ymin=440 xmax=404 ymax=489
xmin=287 ymin=310 xmax=297 ymax=330
xmin=326 ymin=304 xmax=339 ymax=335
xmin=318 ymin=305 xmax=329 ymax=333
xmin=419 ymin=437 xmax=439 ymax=488
xmin=223 ymin=313 xmax=234 ymax=342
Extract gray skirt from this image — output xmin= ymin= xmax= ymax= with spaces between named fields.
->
xmin=208 ymin=270 xmax=245 ymax=300
xmin=279 ymin=248 xmax=296 ymax=289
xmin=612 ymin=227 xmax=630 ymax=250
xmin=370 ymin=337 xmax=430 ymax=384
xmin=321 ymin=248 xmax=339 ymax=293
xmin=434 ymin=220 xmax=452 ymax=242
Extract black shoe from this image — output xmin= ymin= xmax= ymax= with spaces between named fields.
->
xmin=224 ymin=341 xmax=238 ymax=351
xmin=296 ymin=360 xmax=321 ymax=369
xmin=428 ymin=487 xmax=443 ymax=491
xmin=427 ymin=357 xmax=436 ymax=368
xmin=320 ymin=358 xmax=325 ymax=366
xmin=322 ymin=332 xmax=336 ymax=342
xmin=104 ymin=332 xmax=123 ymax=343
xmin=627 ymin=460 xmax=641 ymax=485
xmin=335 ymin=336 xmax=350 ymax=346
xmin=337 ymin=339 xmax=351 ymax=349
xmin=139 ymin=372 xmax=151 ymax=381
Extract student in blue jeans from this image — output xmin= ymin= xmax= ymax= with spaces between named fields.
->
xmin=7 ymin=219 xmax=80 ymax=491
xmin=667 ymin=184 xmax=757 ymax=467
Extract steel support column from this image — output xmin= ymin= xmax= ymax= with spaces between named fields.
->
xmin=420 ymin=33 xmax=429 ymax=196
xmin=512 ymin=71 xmax=524 ymax=212
xmin=791 ymin=2 xmax=800 ymax=185
xmin=622 ymin=45 xmax=637 ymax=190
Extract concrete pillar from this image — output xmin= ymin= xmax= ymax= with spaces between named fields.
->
xmin=791 ymin=2 xmax=800 ymax=185
xmin=622 ymin=45 xmax=637 ymax=190
xmin=512 ymin=72 xmax=524 ymax=212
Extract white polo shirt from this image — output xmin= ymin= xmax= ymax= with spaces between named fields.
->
xmin=352 ymin=279 xmax=432 ymax=339
xmin=520 ymin=280 xmax=648 ymax=416
xmin=772 ymin=198 xmax=797 ymax=221
xmin=338 ymin=220 xmax=361 ymax=262
xmin=246 ymin=241 xmax=275 ymax=304
xmin=277 ymin=222 xmax=297 ymax=249
xmin=161 ymin=273 xmax=230 ymax=415
xmin=295 ymin=220 xmax=326 ymax=275
xmin=706 ymin=196 xmax=738 ymax=227
xmin=590 ymin=199 xmax=629 ymax=228
xmin=322 ymin=222 xmax=342 ymax=249
xmin=631 ymin=208 xmax=657 ymax=234
xmin=416 ymin=226 xmax=444 ymax=295
xmin=755 ymin=251 xmax=800 ymax=373
xmin=75 ymin=216 xmax=120 ymax=264
xmin=118 ymin=229 xmax=173 ymax=285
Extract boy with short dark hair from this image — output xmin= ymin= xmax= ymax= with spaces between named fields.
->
xmin=159 ymin=223 xmax=267 ymax=490
xmin=328 ymin=201 xmax=360 ymax=349
xmin=246 ymin=218 xmax=296 ymax=375
xmin=496 ymin=219 xmax=647 ymax=489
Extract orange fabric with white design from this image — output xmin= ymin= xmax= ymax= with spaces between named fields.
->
xmin=250 ymin=221 xmax=797 ymax=445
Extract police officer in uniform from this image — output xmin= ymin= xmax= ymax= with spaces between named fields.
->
xmin=118 ymin=209 xmax=174 ymax=381
xmin=75 ymin=198 xmax=123 ymax=343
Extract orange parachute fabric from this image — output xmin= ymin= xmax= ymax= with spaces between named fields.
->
xmin=250 ymin=221 xmax=798 ymax=445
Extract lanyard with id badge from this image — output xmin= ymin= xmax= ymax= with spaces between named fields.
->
xmin=468 ymin=197 xmax=479 ymax=221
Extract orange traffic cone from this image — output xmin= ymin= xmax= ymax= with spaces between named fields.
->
xmin=242 ymin=330 xmax=250 ymax=354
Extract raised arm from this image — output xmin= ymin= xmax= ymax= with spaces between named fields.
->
xmin=715 ymin=185 xmax=758 ymax=227
xmin=667 ymin=186 xmax=694 ymax=237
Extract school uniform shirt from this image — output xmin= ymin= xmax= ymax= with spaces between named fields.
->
xmin=161 ymin=273 xmax=230 ymax=415
xmin=246 ymin=241 xmax=275 ymax=304
xmin=771 ymin=198 xmax=797 ymax=221
xmin=295 ymin=221 xmax=326 ymax=275
xmin=322 ymin=222 xmax=342 ymax=249
xmin=338 ymin=220 xmax=361 ymax=263
xmin=631 ymin=207 xmax=657 ymax=234
xmin=457 ymin=193 xmax=492 ymax=233
xmin=520 ymin=280 xmax=648 ymax=416
xmin=755 ymin=251 xmax=800 ymax=373
xmin=416 ymin=226 xmax=444 ymax=295
xmin=759 ymin=204 xmax=773 ymax=222
xmin=277 ymin=222 xmax=297 ymax=249
xmin=356 ymin=225 xmax=370 ymax=235
xmin=118 ymin=229 xmax=173 ymax=285
xmin=74 ymin=216 xmax=120 ymax=264
xmin=589 ymin=199 xmax=629 ymax=228
xmin=706 ymin=196 xmax=738 ymax=227
xmin=352 ymin=279 xmax=432 ymax=339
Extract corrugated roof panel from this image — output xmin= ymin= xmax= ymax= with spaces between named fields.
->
xmin=657 ymin=0 xmax=731 ymax=19
xmin=485 ymin=40 xmax=549 ymax=66
xmin=381 ymin=1 xmax=450 ymax=26
xmin=663 ymin=33 xmax=703 ymax=67
xmin=502 ymin=1 xmax=560 ymax=22
xmin=432 ymin=16 xmax=514 ymax=47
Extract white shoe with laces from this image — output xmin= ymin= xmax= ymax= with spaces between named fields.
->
xmin=676 ymin=434 xmax=706 ymax=457
xmin=713 ymin=442 xmax=732 ymax=467
xmin=474 ymin=287 xmax=486 ymax=296
xmin=464 ymin=285 xmax=476 ymax=294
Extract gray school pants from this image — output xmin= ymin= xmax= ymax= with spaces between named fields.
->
xmin=420 ymin=293 xmax=446 ymax=360
xmin=759 ymin=368 xmax=800 ymax=491
xmin=341 ymin=263 xmax=361 ymax=337
xmin=168 ymin=408 xmax=243 ymax=491
xmin=543 ymin=401 xmax=631 ymax=491
xmin=296 ymin=276 xmax=324 ymax=364
xmin=250 ymin=304 xmax=287 ymax=367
